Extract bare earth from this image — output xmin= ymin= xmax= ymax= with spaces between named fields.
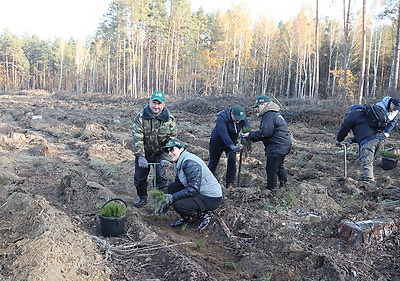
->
xmin=0 ymin=91 xmax=398 ymax=281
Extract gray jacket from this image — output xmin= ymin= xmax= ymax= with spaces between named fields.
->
xmin=171 ymin=150 xmax=222 ymax=202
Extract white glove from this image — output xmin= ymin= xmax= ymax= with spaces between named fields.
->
xmin=384 ymin=132 xmax=389 ymax=138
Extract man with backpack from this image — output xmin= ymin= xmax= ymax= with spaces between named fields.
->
xmin=336 ymin=105 xmax=385 ymax=190
xmin=375 ymin=96 xmax=400 ymax=138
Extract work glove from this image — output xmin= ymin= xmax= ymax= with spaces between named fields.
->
xmin=384 ymin=132 xmax=389 ymax=138
xmin=240 ymin=137 xmax=248 ymax=146
xmin=161 ymin=203 xmax=170 ymax=216
xmin=229 ymin=144 xmax=241 ymax=152
xmin=165 ymin=193 xmax=173 ymax=204
xmin=160 ymin=160 xmax=170 ymax=168
xmin=138 ymin=156 xmax=148 ymax=168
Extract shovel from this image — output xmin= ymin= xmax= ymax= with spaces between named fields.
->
xmin=336 ymin=141 xmax=349 ymax=178
xmin=148 ymin=162 xmax=161 ymax=210
xmin=147 ymin=162 xmax=160 ymax=189
xmin=343 ymin=143 xmax=347 ymax=178
xmin=237 ymin=148 xmax=244 ymax=186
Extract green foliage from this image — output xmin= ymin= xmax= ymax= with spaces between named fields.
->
xmin=224 ymin=261 xmax=236 ymax=270
xmin=195 ymin=240 xmax=206 ymax=250
xmin=347 ymin=195 xmax=356 ymax=205
xmin=380 ymin=149 xmax=399 ymax=159
xmin=181 ymin=222 xmax=189 ymax=231
xmin=97 ymin=199 xmax=127 ymax=218
xmin=260 ymin=198 xmax=279 ymax=211
xmin=0 ymin=178 xmax=9 ymax=185
xmin=149 ymin=189 xmax=168 ymax=218
xmin=280 ymin=188 xmax=296 ymax=207
xmin=259 ymin=272 xmax=272 ymax=281
xmin=242 ymin=127 xmax=251 ymax=133
xmin=260 ymin=188 xmax=296 ymax=210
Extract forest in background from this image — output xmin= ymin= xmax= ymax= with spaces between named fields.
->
xmin=1 ymin=0 xmax=400 ymax=104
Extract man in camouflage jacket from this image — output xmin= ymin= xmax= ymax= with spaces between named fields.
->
xmin=132 ymin=91 xmax=177 ymax=208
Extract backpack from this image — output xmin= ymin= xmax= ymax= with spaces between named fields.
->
xmin=362 ymin=104 xmax=389 ymax=132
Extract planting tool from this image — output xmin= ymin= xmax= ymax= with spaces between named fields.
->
xmin=237 ymin=148 xmax=244 ymax=186
xmin=336 ymin=142 xmax=350 ymax=178
xmin=343 ymin=143 xmax=347 ymax=178
xmin=147 ymin=162 xmax=160 ymax=189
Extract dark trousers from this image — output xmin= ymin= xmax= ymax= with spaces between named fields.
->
xmin=266 ymin=155 xmax=287 ymax=190
xmin=208 ymin=144 xmax=237 ymax=184
xmin=134 ymin=155 xmax=167 ymax=198
xmin=167 ymin=181 xmax=222 ymax=218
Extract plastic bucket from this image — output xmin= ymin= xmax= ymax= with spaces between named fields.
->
xmin=381 ymin=157 xmax=397 ymax=171
xmin=99 ymin=198 xmax=127 ymax=237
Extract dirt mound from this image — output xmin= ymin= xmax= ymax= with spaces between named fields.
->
xmin=0 ymin=186 xmax=111 ymax=280
xmin=0 ymin=91 xmax=399 ymax=281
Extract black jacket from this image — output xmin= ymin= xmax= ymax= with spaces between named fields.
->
xmin=337 ymin=107 xmax=384 ymax=145
xmin=248 ymin=102 xmax=291 ymax=156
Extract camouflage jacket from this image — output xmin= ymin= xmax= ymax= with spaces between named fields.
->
xmin=132 ymin=105 xmax=177 ymax=159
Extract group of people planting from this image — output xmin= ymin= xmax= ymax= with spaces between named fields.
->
xmin=131 ymin=91 xmax=292 ymax=232
xmin=131 ymin=90 xmax=399 ymax=232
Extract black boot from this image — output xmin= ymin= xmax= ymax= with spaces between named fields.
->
xmin=170 ymin=217 xmax=194 ymax=227
xmin=133 ymin=196 xmax=148 ymax=208
xmin=197 ymin=212 xmax=214 ymax=232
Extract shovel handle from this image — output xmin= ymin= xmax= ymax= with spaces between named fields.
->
xmin=237 ymin=149 xmax=244 ymax=186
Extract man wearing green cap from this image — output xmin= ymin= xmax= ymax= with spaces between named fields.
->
xmin=132 ymin=91 xmax=177 ymax=208
xmin=208 ymin=105 xmax=251 ymax=188
xmin=242 ymin=95 xmax=292 ymax=191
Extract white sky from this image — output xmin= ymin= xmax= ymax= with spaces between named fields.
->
xmin=0 ymin=0 xmax=349 ymax=41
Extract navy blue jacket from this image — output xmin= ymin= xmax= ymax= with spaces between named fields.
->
xmin=337 ymin=107 xmax=384 ymax=145
xmin=248 ymin=109 xmax=291 ymax=156
xmin=210 ymin=109 xmax=251 ymax=147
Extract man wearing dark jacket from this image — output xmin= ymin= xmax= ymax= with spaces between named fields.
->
xmin=336 ymin=106 xmax=385 ymax=189
xmin=243 ymin=96 xmax=292 ymax=190
xmin=208 ymin=106 xmax=251 ymax=188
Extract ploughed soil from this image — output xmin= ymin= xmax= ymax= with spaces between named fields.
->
xmin=0 ymin=91 xmax=399 ymax=281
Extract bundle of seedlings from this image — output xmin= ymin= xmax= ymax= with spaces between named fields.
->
xmin=96 ymin=198 xmax=127 ymax=218
xmin=380 ymin=149 xmax=400 ymax=159
xmin=149 ymin=189 xmax=169 ymax=219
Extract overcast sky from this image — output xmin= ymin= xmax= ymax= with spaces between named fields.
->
xmin=0 ymin=0 xmax=360 ymax=41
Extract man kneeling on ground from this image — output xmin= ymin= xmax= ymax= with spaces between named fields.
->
xmin=161 ymin=139 xmax=222 ymax=232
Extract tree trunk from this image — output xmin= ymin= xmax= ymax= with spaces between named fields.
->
xmin=388 ymin=2 xmax=400 ymax=95
xmin=357 ymin=0 xmax=366 ymax=104
xmin=314 ymin=0 xmax=319 ymax=99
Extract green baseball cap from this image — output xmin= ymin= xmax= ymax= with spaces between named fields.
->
xmin=252 ymin=95 xmax=270 ymax=108
xmin=162 ymin=139 xmax=186 ymax=150
xmin=151 ymin=91 xmax=166 ymax=102
xmin=231 ymin=106 xmax=246 ymax=120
